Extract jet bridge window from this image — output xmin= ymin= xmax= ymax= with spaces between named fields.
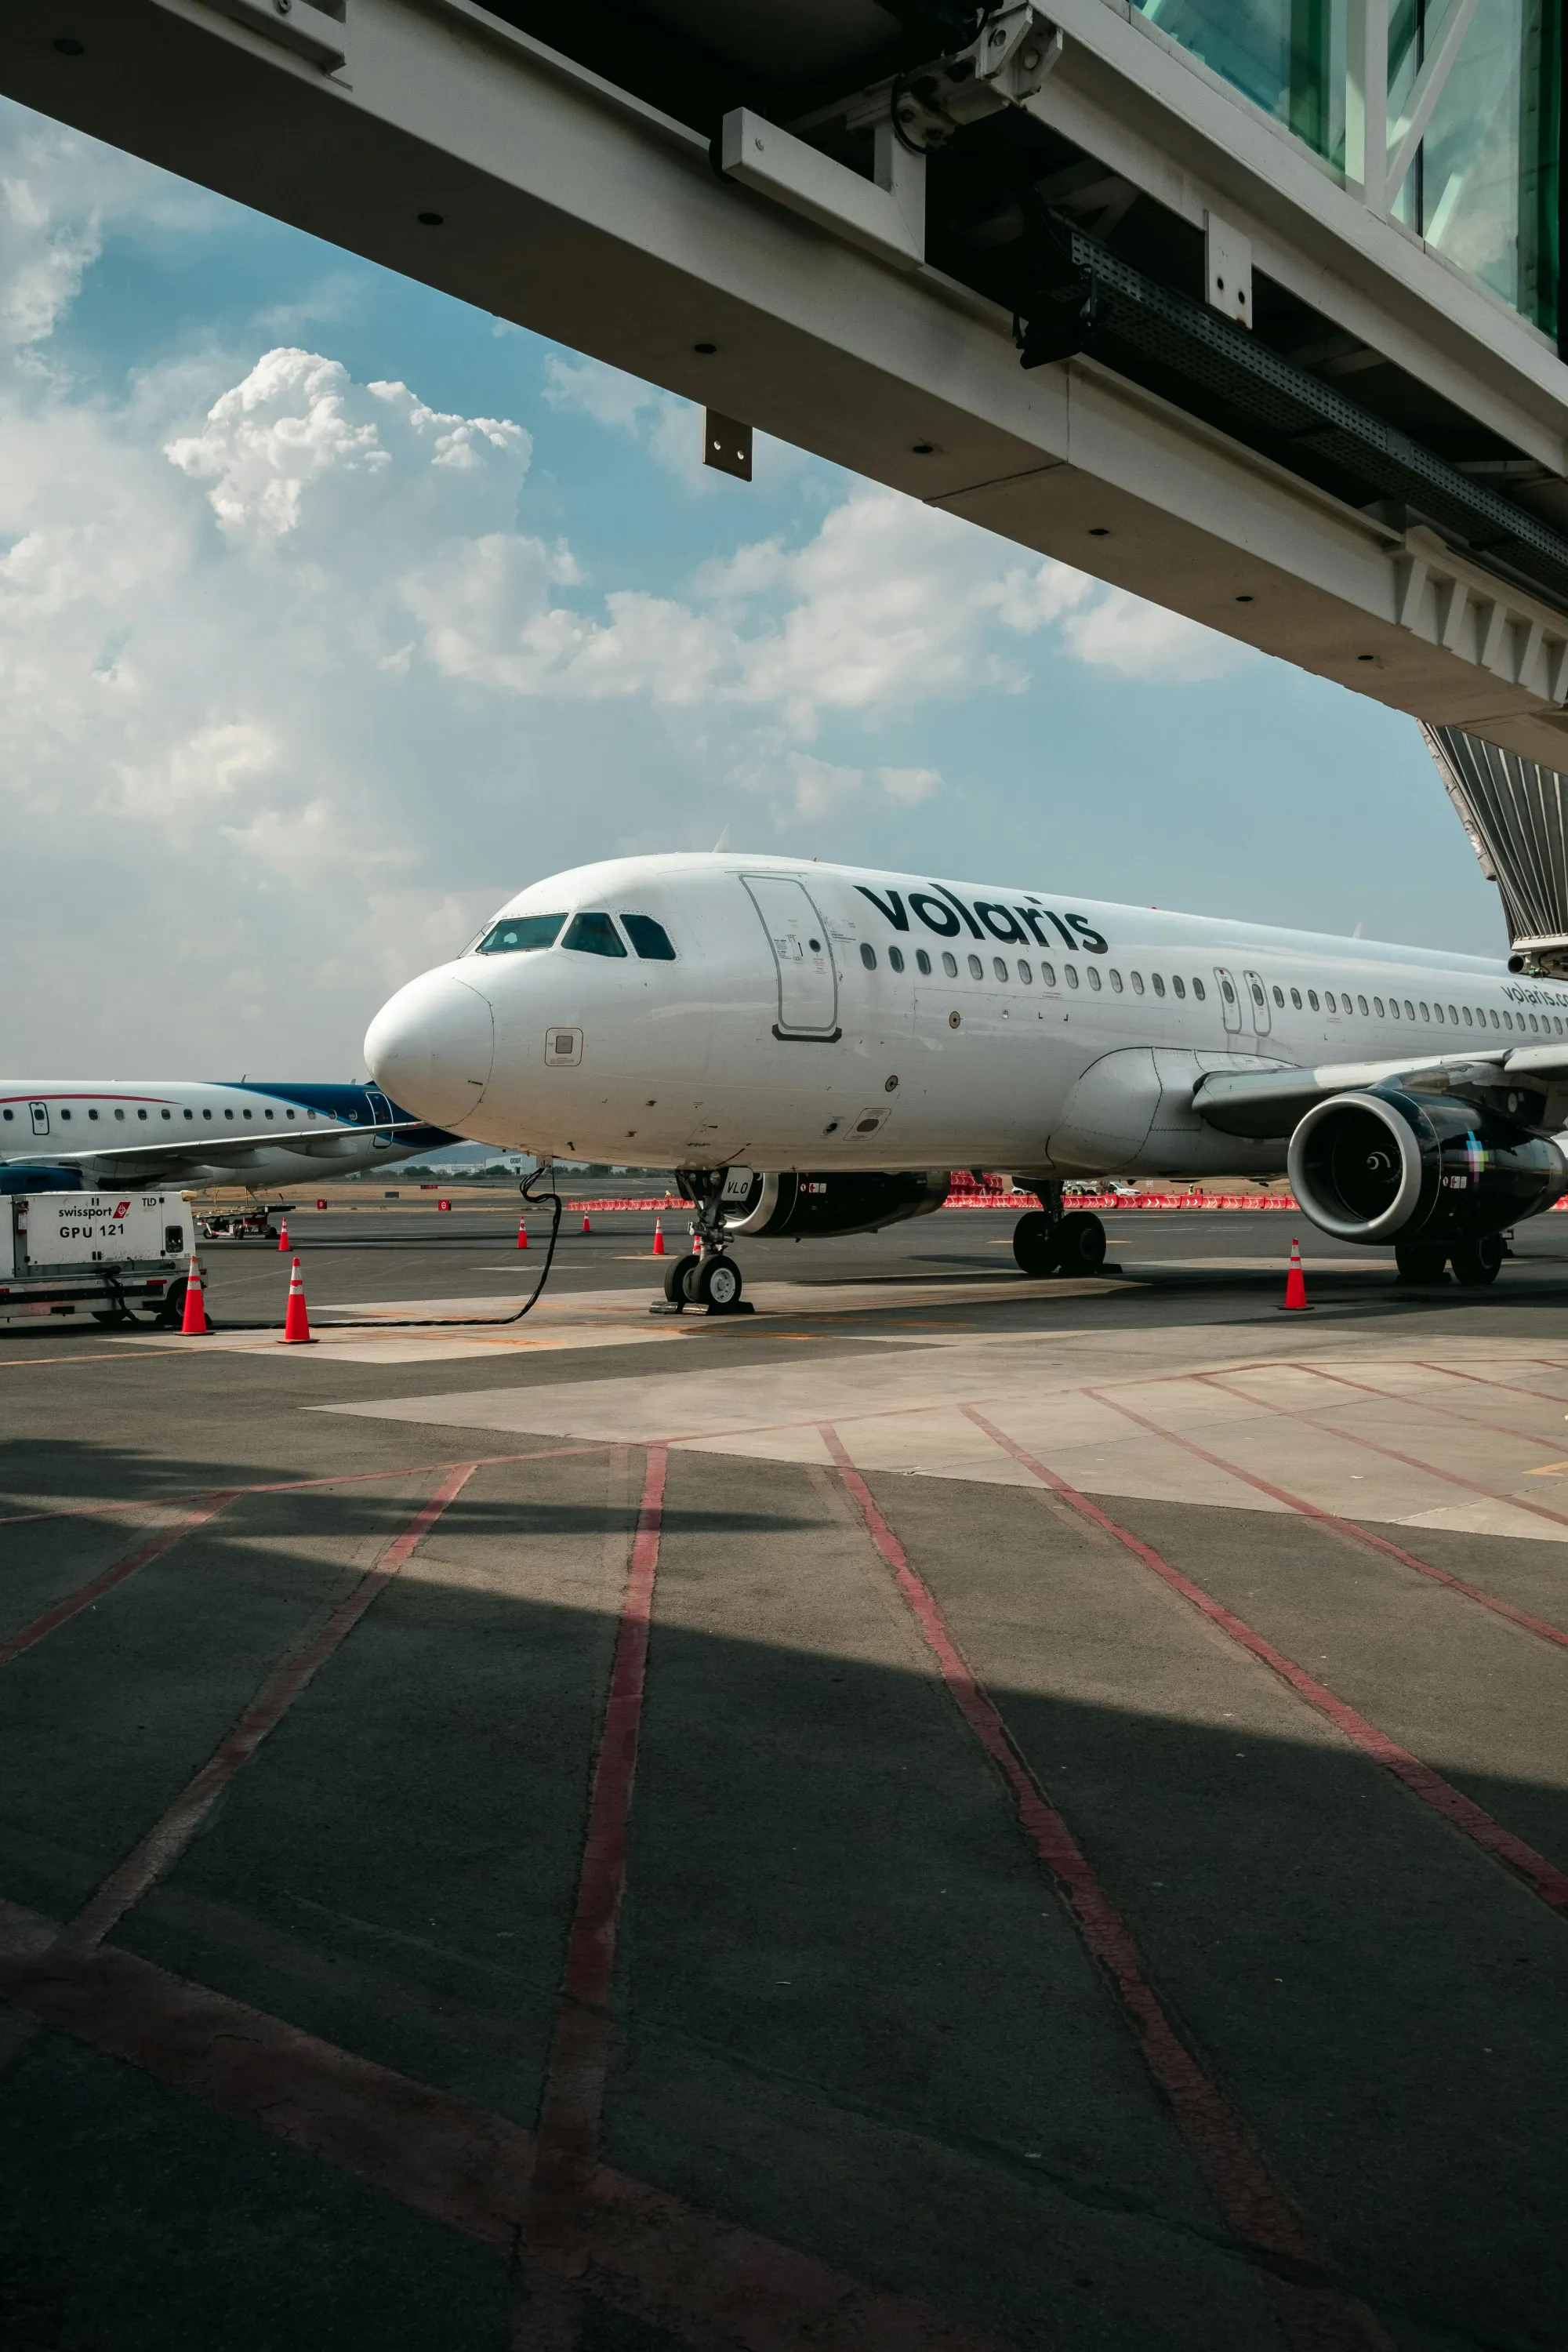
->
xmin=477 ymin=913 xmax=565 ymax=953
xmin=621 ymin=913 xmax=677 ymax=961
xmin=562 ymin=913 xmax=627 ymax=958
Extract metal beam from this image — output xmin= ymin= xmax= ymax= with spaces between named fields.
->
xmin=8 ymin=0 xmax=1568 ymax=768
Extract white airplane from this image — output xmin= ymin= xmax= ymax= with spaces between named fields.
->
xmin=364 ymin=855 xmax=1568 ymax=1308
xmin=0 ymin=1080 xmax=456 ymax=1193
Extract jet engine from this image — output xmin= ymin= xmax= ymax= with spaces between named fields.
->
xmin=722 ymin=1171 xmax=950 ymax=1239
xmin=1287 ymin=1088 xmax=1567 ymax=1245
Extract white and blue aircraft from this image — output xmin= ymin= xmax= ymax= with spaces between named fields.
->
xmin=0 ymin=1080 xmax=456 ymax=1192
xmin=365 ymin=854 xmax=1568 ymax=1306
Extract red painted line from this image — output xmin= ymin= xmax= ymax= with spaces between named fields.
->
xmin=818 ymin=1423 xmax=1381 ymax=2352
xmin=1202 ymin=1370 xmax=1568 ymax=1537
xmin=959 ymin=1406 xmax=1568 ymax=1920
xmin=0 ymin=1497 xmax=239 ymax=1668
xmin=58 ymin=1465 xmax=477 ymax=1957
xmin=0 ymin=1898 xmax=1008 ymax=2352
xmin=515 ymin=1446 xmax=666 ymax=2350
xmin=1275 ymin=1358 xmax=1568 ymax=1457
xmin=1083 ymin=1388 xmax=1568 ymax=1651
xmin=1414 ymin=1359 xmax=1568 ymax=1405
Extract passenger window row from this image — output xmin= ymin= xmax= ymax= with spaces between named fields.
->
xmin=852 ymin=943 xmax=1563 ymax=1038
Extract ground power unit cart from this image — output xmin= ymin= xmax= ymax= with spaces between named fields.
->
xmin=0 ymin=1192 xmax=197 ymax=1328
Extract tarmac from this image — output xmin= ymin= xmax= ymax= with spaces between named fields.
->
xmin=2 ymin=1197 xmax=1567 ymax=2352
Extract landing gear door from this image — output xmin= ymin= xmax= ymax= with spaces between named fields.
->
xmin=742 ymin=876 xmax=840 ymax=1039
xmin=1213 ymin=968 xmax=1243 ymax=1036
xmin=1243 ymin=970 xmax=1271 ymax=1038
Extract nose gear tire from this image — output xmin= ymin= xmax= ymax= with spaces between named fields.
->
xmin=664 ymin=1254 xmax=700 ymax=1305
xmin=695 ymin=1256 xmax=744 ymax=1309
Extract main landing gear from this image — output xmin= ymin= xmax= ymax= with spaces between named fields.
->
xmin=1011 ymin=1183 xmax=1109 ymax=1279
xmin=652 ymin=1172 xmax=754 ymax=1316
xmin=1395 ymin=1233 xmax=1504 ymax=1287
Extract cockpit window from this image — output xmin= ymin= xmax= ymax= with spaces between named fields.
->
xmin=561 ymin=911 xmax=628 ymax=958
xmin=476 ymin=913 xmax=565 ymax=954
xmin=621 ymin=913 xmax=677 ymax=961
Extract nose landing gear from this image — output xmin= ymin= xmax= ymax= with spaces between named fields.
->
xmin=652 ymin=1172 xmax=754 ymax=1316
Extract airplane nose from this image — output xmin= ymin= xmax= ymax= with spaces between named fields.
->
xmin=365 ymin=968 xmax=495 ymax=1128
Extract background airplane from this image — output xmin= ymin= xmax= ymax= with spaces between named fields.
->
xmin=0 ymin=1080 xmax=457 ymax=1192
xmin=365 ymin=853 xmax=1568 ymax=1308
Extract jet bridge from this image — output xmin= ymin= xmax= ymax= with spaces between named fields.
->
xmin=8 ymin=1 xmax=1568 ymax=763
xmin=1424 ymin=724 xmax=1568 ymax=978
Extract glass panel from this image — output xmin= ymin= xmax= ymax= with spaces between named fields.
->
xmin=1133 ymin=1 xmax=1346 ymax=164
xmin=1392 ymin=0 xmax=1558 ymax=335
xmin=561 ymin=912 xmax=627 ymax=958
xmin=476 ymin=913 xmax=565 ymax=953
xmin=621 ymin=913 xmax=677 ymax=961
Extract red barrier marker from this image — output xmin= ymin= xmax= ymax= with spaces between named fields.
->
xmin=282 ymin=1258 xmax=313 ymax=1345
xmin=316 ymin=1197 xmax=327 ymax=1210
xmin=1280 ymin=1236 xmax=1310 ymax=1311
xmin=180 ymin=1254 xmax=207 ymax=1338
xmin=437 ymin=1198 xmax=451 ymax=1212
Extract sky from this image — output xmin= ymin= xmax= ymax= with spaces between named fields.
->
xmin=0 ymin=96 xmax=1508 ymax=1078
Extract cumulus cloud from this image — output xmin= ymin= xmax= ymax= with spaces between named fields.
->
xmin=0 ymin=96 xmax=1255 ymax=1070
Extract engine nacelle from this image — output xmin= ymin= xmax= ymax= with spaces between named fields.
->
xmin=1287 ymin=1088 xmax=1568 ymax=1245
xmin=722 ymin=1171 xmax=950 ymax=1239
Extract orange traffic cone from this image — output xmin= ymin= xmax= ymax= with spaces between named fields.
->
xmin=180 ymin=1253 xmax=208 ymax=1337
xmin=516 ymin=1217 xmax=528 ymax=1250
xmin=1280 ymin=1237 xmax=1311 ymax=1312
xmin=582 ymin=1213 xmax=592 ymax=1234
xmin=283 ymin=1256 xmax=314 ymax=1343
xmin=277 ymin=1219 xmax=289 ymax=1252
xmin=652 ymin=1218 xmax=665 ymax=1258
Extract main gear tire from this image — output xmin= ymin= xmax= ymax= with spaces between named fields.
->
xmin=1012 ymin=1210 xmax=1061 ymax=1277
xmin=1450 ymin=1232 xmax=1503 ymax=1287
xmin=1055 ymin=1210 xmax=1108 ymax=1276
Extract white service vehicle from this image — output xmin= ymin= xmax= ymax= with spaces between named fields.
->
xmin=365 ymin=853 xmax=1568 ymax=1309
xmin=0 ymin=1191 xmax=197 ymax=1327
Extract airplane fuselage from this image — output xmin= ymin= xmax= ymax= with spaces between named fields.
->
xmin=0 ymin=1080 xmax=454 ymax=1189
xmin=364 ymin=855 xmax=1566 ymax=1180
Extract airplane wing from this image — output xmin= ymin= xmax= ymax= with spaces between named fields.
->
xmin=11 ymin=1120 xmax=431 ymax=1180
xmin=1192 ymin=1046 xmax=1568 ymax=1138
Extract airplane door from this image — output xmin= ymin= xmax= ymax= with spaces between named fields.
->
xmin=1243 ymin=970 xmax=1271 ymax=1038
xmin=742 ymin=876 xmax=840 ymax=1039
xmin=28 ymin=1101 xmax=49 ymax=1137
xmin=1213 ymin=968 xmax=1243 ymax=1036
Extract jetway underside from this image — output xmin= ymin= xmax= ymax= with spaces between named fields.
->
xmin=9 ymin=0 xmax=1568 ymax=768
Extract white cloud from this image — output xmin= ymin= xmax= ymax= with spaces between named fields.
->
xmin=0 ymin=97 xmax=1261 ymax=1069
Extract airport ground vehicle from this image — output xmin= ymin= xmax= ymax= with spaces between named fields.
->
xmin=0 ymin=1191 xmax=197 ymax=1327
